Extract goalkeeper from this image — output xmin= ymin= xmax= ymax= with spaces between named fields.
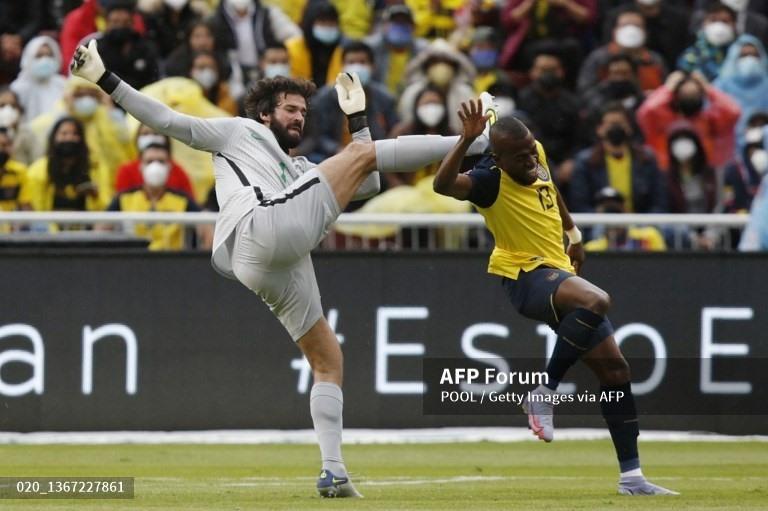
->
xmin=70 ymin=40 xmax=494 ymax=498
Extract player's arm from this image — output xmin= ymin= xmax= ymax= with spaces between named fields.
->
xmin=433 ymin=99 xmax=488 ymax=200
xmin=555 ymin=186 xmax=585 ymax=275
xmin=70 ymin=40 xmax=233 ymax=153
xmin=335 ymin=72 xmax=381 ymax=200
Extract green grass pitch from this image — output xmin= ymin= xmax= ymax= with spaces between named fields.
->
xmin=0 ymin=441 xmax=766 ymax=510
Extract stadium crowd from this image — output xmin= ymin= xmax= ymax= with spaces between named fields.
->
xmin=1 ymin=0 xmax=767 ymax=250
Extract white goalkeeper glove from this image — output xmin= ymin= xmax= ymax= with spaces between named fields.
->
xmin=70 ymin=39 xmax=106 ymax=83
xmin=335 ymin=71 xmax=366 ymax=116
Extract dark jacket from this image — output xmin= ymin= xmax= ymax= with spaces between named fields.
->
xmin=570 ymin=144 xmax=669 ymax=212
xmin=517 ymin=85 xmax=582 ymax=165
xmin=210 ymin=1 xmax=279 ymax=57
xmin=97 ymin=29 xmax=160 ymax=90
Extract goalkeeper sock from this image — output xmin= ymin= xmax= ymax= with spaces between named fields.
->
xmin=310 ymin=382 xmax=347 ymax=476
xmin=373 ymin=135 xmax=487 ymax=173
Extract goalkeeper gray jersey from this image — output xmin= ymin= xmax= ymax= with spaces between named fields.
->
xmin=110 ymin=80 xmax=317 ymax=278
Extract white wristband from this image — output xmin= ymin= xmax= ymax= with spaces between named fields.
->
xmin=566 ymin=226 xmax=582 ymax=244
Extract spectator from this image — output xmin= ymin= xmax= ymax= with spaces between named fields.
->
xmin=0 ymin=1 xmax=46 ymax=45
xmin=677 ymin=2 xmax=738 ymax=81
xmin=115 ymin=124 xmax=194 ymax=197
xmin=398 ymin=39 xmax=475 ymax=134
xmin=571 ymin=102 xmax=668 ymax=213
xmin=665 ymin=123 xmax=718 ymax=213
xmin=582 ymin=53 xmax=646 ymax=126
xmin=139 ymin=0 xmax=210 ymax=60
xmin=694 ymin=0 xmax=768 ymax=46
xmin=713 ymin=35 xmax=768 ymax=142
xmin=11 ymin=36 xmax=67 ymax=122
xmin=257 ymin=44 xmax=290 ymax=79
xmin=517 ymin=51 xmax=581 ymax=188
xmin=97 ymin=2 xmax=160 ymax=90
xmin=583 ymin=187 xmax=667 ymax=251
xmin=299 ymin=41 xmax=397 ymax=164
xmin=285 ymin=1 xmax=344 ymax=87
xmin=188 ymin=51 xmax=239 ymax=115
xmin=20 ymin=116 xmax=102 ymax=211
xmin=723 ymin=111 xmax=768 ymax=212
xmin=0 ymin=30 xmax=23 ymax=85
xmin=105 ymin=142 xmax=209 ymax=250
xmin=469 ymin=27 xmax=517 ymax=99
xmin=603 ymin=0 xmax=693 ymax=70
xmin=0 ymin=128 xmax=28 ymax=216
xmin=738 ymin=170 xmax=768 ymax=250
xmin=578 ymin=9 xmax=667 ymax=93
xmin=59 ymin=0 xmax=146 ymax=74
xmin=637 ymin=70 xmax=741 ymax=169
xmin=0 ymin=87 xmax=36 ymax=165
xmin=406 ymin=0 xmax=464 ymax=40
xmin=364 ymin=5 xmax=428 ymax=95
xmin=500 ymin=0 xmax=596 ymax=79
xmin=28 ymin=77 xmax=134 ymax=204
xmin=387 ymin=86 xmax=454 ymax=187
xmin=210 ymin=0 xmax=299 ymax=85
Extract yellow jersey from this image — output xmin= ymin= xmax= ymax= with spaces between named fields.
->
xmin=107 ymin=188 xmax=199 ymax=251
xmin=0 ymin=160 xmax=27 ymax=211
xmin=465 ymin=142 xmax=575 ymax=279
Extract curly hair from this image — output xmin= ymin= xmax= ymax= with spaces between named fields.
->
xmin=243 ymin=76 xmax=317 ymax=122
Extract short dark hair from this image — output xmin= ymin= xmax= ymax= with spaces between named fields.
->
xmin=342 ymin=40 xmax=374 ymax=64
xmin=706 ymin=1 xmax=736 ymax=20
xmin=598 ymin=101 xmax=631 ymax=123
xmin=490 ymin=116 xmax=530 ymax=141
xmin=243 ymin=76 xmax=316 ymax=121
xmin=606 ymin=52 xmax=637 ymax=73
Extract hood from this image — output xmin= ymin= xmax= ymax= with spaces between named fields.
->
xmin=404 ymin=38 xmax=476 ymax=81
xmin=20 ymin=35 xmax=62 ymax=73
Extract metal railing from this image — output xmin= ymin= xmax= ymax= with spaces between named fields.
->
xmin=0 ymin=212 xmax=752 ymax=251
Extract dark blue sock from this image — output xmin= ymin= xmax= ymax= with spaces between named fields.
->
xmin=600 ymin=382 xmax=640 ymax=473
xmin=545 ymin=308 xmax=606 ymax=390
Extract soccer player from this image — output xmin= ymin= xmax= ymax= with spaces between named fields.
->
xmin=433 ymin=99 xmax=678 ymax=496
xmin=70 ymin=40 xmax=490 ymax=498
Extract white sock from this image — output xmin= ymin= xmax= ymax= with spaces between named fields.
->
xmin=373 ymin=135 xmax=488 ymax=173
xmin=310 ymin=382 xmax=347 ymax=477
xmin=620 ymin=468 xmax=644 ymax=479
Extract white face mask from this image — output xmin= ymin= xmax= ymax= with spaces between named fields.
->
xmin=615 ymin=25 xmax=646 ymax=49
xmin=750 ymin=149 xmax=768 ymax=173
xmin=704 ymin=21 xmax=735 ymax=47
xmin=31 ymin=56 xmax=57 ymax=80
xmin=142 ymin=161 xmax=170 ymax=188
xmin=671 ymin=137 xmax=697 ymax=161
xmin=0 ymin=104 xmax=20 ymax=128
xmin=137 ymin=134 xmax=167 ymax=152
xmin=192 ymin=68 xmax=218 ymax=90
xmin=416 ymin=103 xmax=446 ymax=127
xmin=636 ymin=0 xmax=660 ymax=5
xmin=72 ymin=96 xmax=99 ymax=118
xmin=745 ymin=126 xmax=765 ymax=144
xmin=164 ymin=0 xmax=188 ymax=10
xmin=227 ymin=0 xmax=252 ymax=12
xmin=264 ymin=63 xmax=290 ymax=78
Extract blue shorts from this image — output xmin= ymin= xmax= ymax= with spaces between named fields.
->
xmin=502 ymin=267 xmax=574 ymax=329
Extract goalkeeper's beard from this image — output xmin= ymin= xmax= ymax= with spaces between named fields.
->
xmin=269 ymin=116 xmax=302 ymax=153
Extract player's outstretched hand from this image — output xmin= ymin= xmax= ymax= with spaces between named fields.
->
xmin=458 ymin=99 xmax=489 ymax=141
xmin=70 ymin=39 xmax=106 ymax=83
xmin=335 ymin=72 xmax=366 ymax=115
xmin=567 ymin=241 xmax=585 ymax=275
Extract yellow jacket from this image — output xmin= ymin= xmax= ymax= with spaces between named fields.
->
xmin=20 ymin=157 xmax=103 ymax=212
xmin=263 ymin=0 xmax=372 ymax=39
xmin=285 ymin=36 xmax=344 ymax=86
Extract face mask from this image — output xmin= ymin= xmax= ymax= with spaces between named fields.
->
xmin=605 ymin=124 xmax=629 ymax=145
xmin=385 ymin=23 xmax=413 ymax=48
xmin=0 ymin=104 xmax=20 ymax=128
xmin=426 ymin=62 xmax=455 ymax=87
xmin=264 ymin=63 xmax=290 ymax=78
xmin=54 ymin=141 xmax=80 ymax=158
xmin=416 ymin=103 xmax=446 ymax=127
xmin=745 ymin=126 xmax=765 ymax=144
xmin=106 ymin=27 xmax=135 ymax=44
xmin=736 ymin=55 xmax=763 ymax=81
xmin=536 ymin=70 xmax=562 ymax=91
xmin=704 ymin=21 xmax=735 ymax=47
xmin=72 ymin=96 xmax=99 ymax=118
xmin=142 ymin=161 xmax=170 ymax=187
xmin=192 ymin=68 xmax=218 ymax=89
xmin=313 ymin=25 xmax=340 ymax=45
xmin=30 ymin=56 xmax=57 ymax=80
xmin=228 ymin=0 xmax=252 ymax=11
xmin=164 ymin=0 xmax=188 ymax=10
xmin=677 ymin=96 xmax=703 ymax=117
xmin=750 ymin=149 xmax=768 ymax=173
xmin=137 ymin=134 xmax=167 ymax=152
xmin=636 ymin=0 xmax=660 ymax=5
xmin=470 ymin=49 xmax=498 ymax=71
xmin=671 ymin=137 xmax=697 ymax=161
xmin=0 ymin=152 xmax=8 ymax=167
xmin=606 ymin=79 xmax=636 ymax=97
xmin=343 ymin=64 xmax=372 ymax=85
xmin=615 ymin=25 xmax=646 ymax=49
